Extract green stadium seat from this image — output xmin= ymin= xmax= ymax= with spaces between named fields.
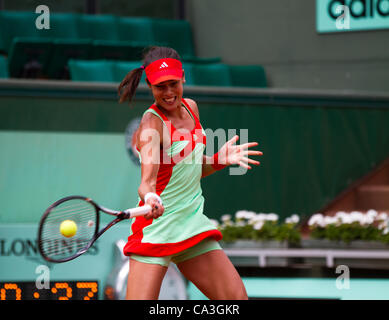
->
xmin=0 ymin=11 xmax=40 ymax=53
xmin=118 ymin=17 xmax=156 ymax=47
xmin=37 ymin=12 xmax=80 ymax=40
xmin=32 ymin=12 xmax=93 ymax=79
xmin=74 ymin=15 xmax=159 ymax=62
xmin=181 ymin=56 xmax=222 ymax=64
xmin=150 ymin=18 xmax=221 ymax=64
xmin=8 ymin=37 xmax=53 ymax=78
xmin=151 ymin=19 xmax=195 ymax=59
xmin=77 ymin=14 xmax=120 ymax=41
xmin=0 ymin=55 xmax=9 ymax=78
xmin=191 ymin=63 xmax=232 ymax=87
xmin=117 ymin=17 xmax=170 ymax=60
xmin=91 ymin=40 xmax=145 ymax=61
xmin=112 ymin=61 xmax=147 ymax=84
xmin=182 ymin=62 xmax=195 ymax=86
xmin=0 ymin=15 xmax=5 ymax=53
xmin=0 ymin=11 xmax=61 ymax=78
xmin=229 ymin=65 xmax=267 ymax=87
xmin=68 ymin=59 xmax=115 ymax=82
xmin=0 ymin=11 xmax=227 ymax=81
xmin=45 ymin=39 xmax=93 ymax=79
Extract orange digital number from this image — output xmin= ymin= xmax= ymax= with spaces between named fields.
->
xmin=0 ymin=283 xmax=22 ymax=300
xmin=51 ymin=282 xmax=72 ymax=300
xmin=76 ymin=282 xmax=98 ymax=300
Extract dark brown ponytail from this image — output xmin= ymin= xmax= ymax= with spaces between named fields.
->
xmin=118 ymin=66 xmax=144 ymax=104
xmin=118 ymin=46 xmax=181 ymax=104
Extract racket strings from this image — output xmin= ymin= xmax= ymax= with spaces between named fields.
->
xmin=41 ymin=207 xmax=94 ymax=227
xmin=39 ymin=199 xmax=97 ymax=260
xmin=41 ymin=228 xmax=95 ymax=255
xmin=45 ymin=201 xmax=93 ymax=217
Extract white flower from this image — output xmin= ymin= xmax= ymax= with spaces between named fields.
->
xmin=339 ymin=214 xmax=353 ymax=224
xmin=378 ymin=221 xmax=387 ymax=230
xmin=308 ymin=213 xmax=324 ymax=227
xmin=350 ymin=211 xmax=364 ymax=223
xmin=366 ymin=209 xmax=378 ymax=219
xmin=256 ymin=213 xmax=268 ymax=220
xmin=266 ymin=213 xmax=278 ymax=222
xmin=335 ymin=211 xmax=347 ymax=217
xmin=220 ymin=214 xmax=233 ymax=227
xmin=235 ymin=220 xmax=247 ymax=227
xmin=377 ymin=212 xmax=388 ymax=221
xmin=221 ymin=220 xmax=233 ymax=227
xmin=221 ymin=214 xmax=232 ymax=222
xmin=359 ymin=215 xmax=374 ymax=226
xmin=246 ymin=211 xmax=258 ymax=220
xmin=285 ymin=214 xmax=299 ymax=224
xmin=253 ymin=221 xmax=264 ymax=230
xmin=235 ymin=210 xmax=248 ymax=219
xmin=335 ymin=211 xmax=350 ymax=224
xmin=248 ymin=213 xmax=266 ymax=225
xmin=235 ymin=210 xmax=257 ymax=220
xmin=290 ymin=214 xmax=299 ymax=224
xmin=324 ymin=216 xmax=338 ymax=226
xmin=383 ymin=228 xmax=389 ymax=235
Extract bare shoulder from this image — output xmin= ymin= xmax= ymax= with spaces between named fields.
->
xmin=139 ymin=111 xmax=164 ymax=133
xmin=183 ymin=98 xmax=200 ymax=119
xmin=136 ymin=111 xmax=164 ymax=148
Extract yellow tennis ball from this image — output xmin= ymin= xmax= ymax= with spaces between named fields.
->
xmin=60 ymin=220 xmax=77 ymax=238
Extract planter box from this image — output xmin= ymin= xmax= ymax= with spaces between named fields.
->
xmin=301 ymin=239 xmax=389 ymax=250
xmin=220 ymin=240 xmax=301 ymax=267
xmin=300 ymin=239 xmax=389 ymax=269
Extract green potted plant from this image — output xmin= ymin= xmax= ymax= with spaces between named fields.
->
xmin=213 ymin=210 xmax=301 ymax=266
xmin=304 ymin=210 xmax=389 ymax=247
xmin=302 ymin=210 xmax=389 ymax=268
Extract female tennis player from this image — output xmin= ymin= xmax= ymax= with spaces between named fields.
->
xmin=118 ymin=46 xmax=262 ymax=300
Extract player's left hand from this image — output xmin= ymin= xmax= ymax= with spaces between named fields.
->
xmin=217 ymin=135 xmax=263 ymax=170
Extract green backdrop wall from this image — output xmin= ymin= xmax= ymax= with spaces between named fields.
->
xmin=1 ymin=80 xmax=389 ymax=224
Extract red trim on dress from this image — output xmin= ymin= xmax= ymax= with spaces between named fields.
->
xmin=124 ymin=229 xmax=222 ymax=257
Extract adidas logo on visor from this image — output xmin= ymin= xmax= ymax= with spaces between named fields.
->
xmin=159 ymin=62 xmax=169 ymax=69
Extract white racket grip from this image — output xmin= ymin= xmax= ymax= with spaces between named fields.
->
xmin=126 ymin=205 xmax=152 ymax=218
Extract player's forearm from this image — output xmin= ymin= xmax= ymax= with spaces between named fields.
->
xmin=138 ymin=181 xmax=157 ymax=202
xmin=201 ymin=155 xmax=227 ymax=178
xmin=202 ymin=156 xmax=217 ymax=178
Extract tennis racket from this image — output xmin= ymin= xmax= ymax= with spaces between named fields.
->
xmin=38 ymin=195 xmax=151 ymax=263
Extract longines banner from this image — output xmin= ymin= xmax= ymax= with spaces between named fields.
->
xmin=0 ymin=223 xmax=132 ymax=299
xmin=317 ymin=0 xmax=389 ymax=32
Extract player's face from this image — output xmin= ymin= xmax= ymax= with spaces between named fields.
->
xmin=150 ymin=78 xmax=184 ymax=111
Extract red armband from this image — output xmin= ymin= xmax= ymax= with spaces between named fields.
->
xmin=211 ymin=152 xmax=227 ymax=171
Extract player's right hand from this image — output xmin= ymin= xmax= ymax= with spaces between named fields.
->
xmin=144 ymin=196 xmax=164 ymax=220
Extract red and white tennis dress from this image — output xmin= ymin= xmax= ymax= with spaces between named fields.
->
xmin=123 ymin=98 xmax=222 ymax=257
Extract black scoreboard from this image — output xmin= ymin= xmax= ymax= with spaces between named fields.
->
xmin=0 ymin=281 xmax=98 ymax=300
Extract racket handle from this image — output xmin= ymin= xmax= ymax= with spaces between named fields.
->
xmin=126 ymin=205 xmax=152 ymax=218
